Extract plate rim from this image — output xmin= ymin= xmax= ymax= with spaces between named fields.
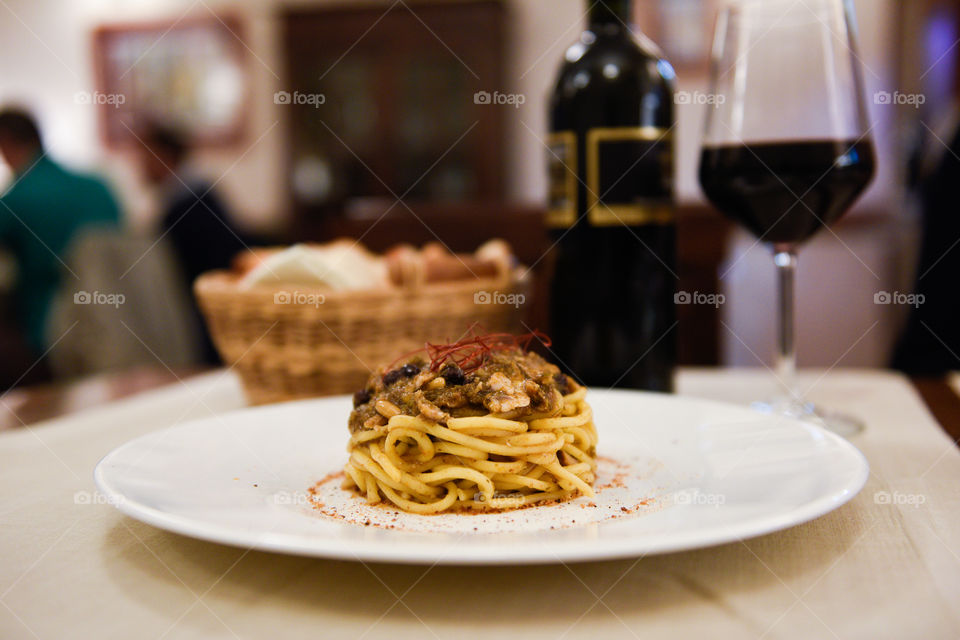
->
xmin=93 ymin=390 xmax=870 ymax=565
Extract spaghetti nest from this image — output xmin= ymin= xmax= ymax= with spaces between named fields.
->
xmin=344 ymin=335 xmax=597 ymax=514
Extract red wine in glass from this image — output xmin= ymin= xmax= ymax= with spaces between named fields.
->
xmin=699 ymin=0 xmax=876 ymax=436
xmin=699 ymin=140 xmax=875 ymax=245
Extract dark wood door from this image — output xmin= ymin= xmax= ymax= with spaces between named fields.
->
xmin=282 ymin=1 xmax=505 ymax=227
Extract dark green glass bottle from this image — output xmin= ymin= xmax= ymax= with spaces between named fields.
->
xmin=546 ymin=0 xmax=677 ymax=391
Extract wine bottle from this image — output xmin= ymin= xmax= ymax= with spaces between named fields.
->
xmin=546 ymin=0 xmax=677 ymax=391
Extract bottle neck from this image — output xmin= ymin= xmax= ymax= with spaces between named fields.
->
xmin=589 ymin=0 xmax=632 ymax=29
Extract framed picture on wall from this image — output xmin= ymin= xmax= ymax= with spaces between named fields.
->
xmin=636 ymin=0 xmax=719 ymax=73
xmin=92 ymin=15 xmax=249 ymax=148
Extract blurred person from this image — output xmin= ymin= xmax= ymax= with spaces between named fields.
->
xmin=0 ymin=107 xmax=120 ymax=363
xmin=137 ymin=122 xmax=248 ymax=363
xmin=893 ymin=106 xmax=960 ymax=374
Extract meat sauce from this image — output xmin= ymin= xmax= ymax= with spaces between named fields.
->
xmin=349 ymin=349 xmax=576 ymax=433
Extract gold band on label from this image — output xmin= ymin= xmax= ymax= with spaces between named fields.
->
xmin=586 ymin=126 xmax=674 ymax=226
xmin=546 ymin=131 xmax=578 ymax=229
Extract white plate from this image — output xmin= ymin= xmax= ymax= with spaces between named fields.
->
xmin=94 ymin=390 xmax=868 ymax=565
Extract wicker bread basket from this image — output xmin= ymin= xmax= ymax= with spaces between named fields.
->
xmin=194 ymin=269 xmax=530 ymax=405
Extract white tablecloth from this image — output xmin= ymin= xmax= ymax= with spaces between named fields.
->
xmin=2 ymin=369 xmax=959 ymax=639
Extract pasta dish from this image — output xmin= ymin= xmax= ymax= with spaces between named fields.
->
xmin=344 ymin=333 xmax=597 ymax=514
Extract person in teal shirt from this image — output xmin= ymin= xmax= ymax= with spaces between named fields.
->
xmin=0 ymin=108 xmax=121 ymax=355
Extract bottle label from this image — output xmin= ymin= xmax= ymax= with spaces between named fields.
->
xmin=546 ymin=131 xmax=577 ymax=228
xmin=586 ymin=126 xmax=674 ymax=226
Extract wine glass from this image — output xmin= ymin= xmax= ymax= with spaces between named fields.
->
xmin=698 ymin=0 xmax=876 ymax=436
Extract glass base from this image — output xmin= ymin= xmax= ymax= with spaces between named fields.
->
xmin=751 ymin=397 xmax=865 ymax=438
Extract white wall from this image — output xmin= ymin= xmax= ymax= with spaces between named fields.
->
xmin=504 ymin=0 xmax=583 ymax=203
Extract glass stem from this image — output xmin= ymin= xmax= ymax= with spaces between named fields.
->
xmin=774 ymin=247 xmax=799 ymax=402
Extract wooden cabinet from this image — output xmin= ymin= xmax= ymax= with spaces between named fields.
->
xmin=281 ymin=1 xmax=506 ymax=230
